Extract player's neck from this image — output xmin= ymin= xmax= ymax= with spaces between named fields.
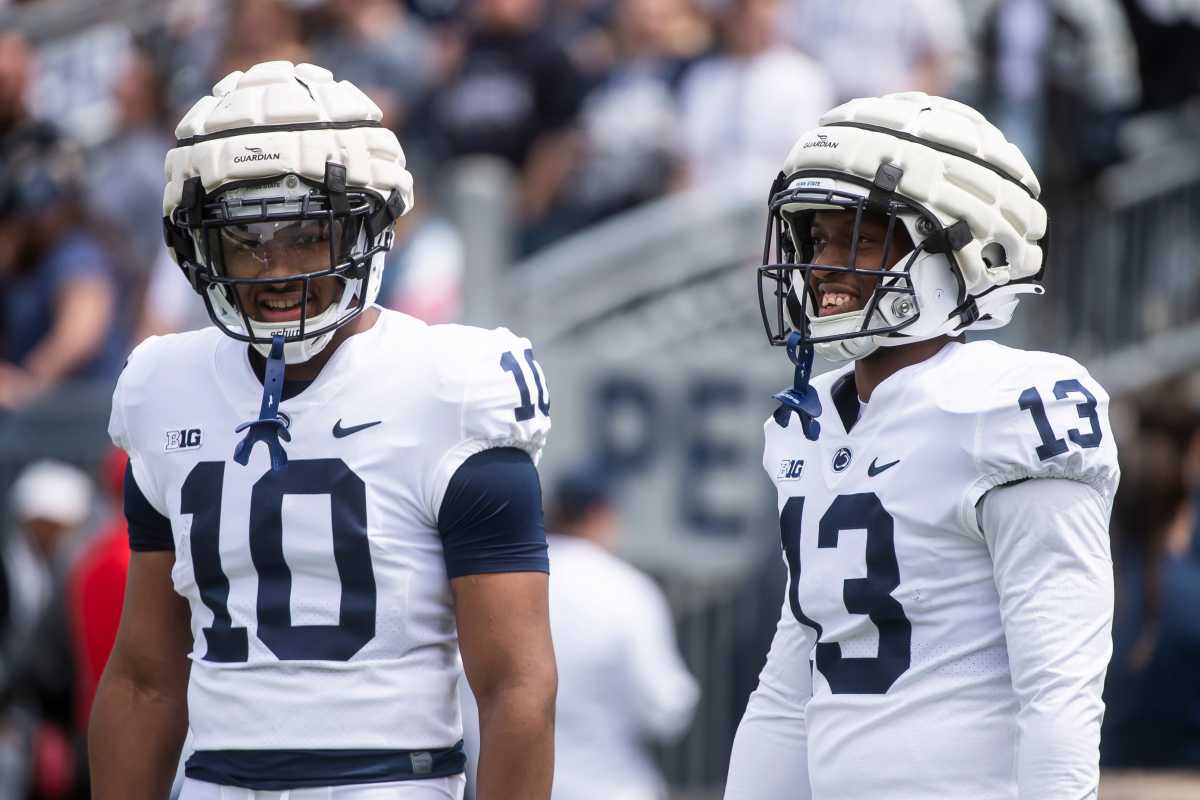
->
xmin=853 ymin=335 xmax=957 ymax=403
xmin=248 ymin=306 xmax=381 ymax=384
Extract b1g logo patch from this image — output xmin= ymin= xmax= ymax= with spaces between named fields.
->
xmin=777 ymin=459 xmax=806 ymax=480
xmin=165 ymin=428 xmax=203 ymax=452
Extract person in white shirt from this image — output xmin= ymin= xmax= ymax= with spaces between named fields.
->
xmin=678 ymin=0 xmax=834 ymax=194
xmin=547 ymin=467 xmax=699 ymax=800
xmin=726 ymin=92 xmax=1118 ymax=799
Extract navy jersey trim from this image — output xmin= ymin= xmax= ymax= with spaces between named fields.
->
xmin=184 ymin=742 xmax=466 ymax=789
xmin=124 ymin=462 xmax=174 ymax=551
xmin=438 ymin=448 xmax=549 ymax=579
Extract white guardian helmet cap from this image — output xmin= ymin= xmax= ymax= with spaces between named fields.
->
xmin=162 ymin=61 xmax=414 ymax=363
xmin=758 ymin=92 xmax=1048 ymax=363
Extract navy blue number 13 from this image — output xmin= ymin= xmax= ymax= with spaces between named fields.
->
xmin=1018 ymin=378 xmax=1102 ymax=461
xmin=781 ymin=492 xmax=911 ymax=694
xmin=181 ymin=458 xmax=376 ymax=662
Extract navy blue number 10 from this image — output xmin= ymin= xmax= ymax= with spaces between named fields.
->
xmin=780 ymin=492 xmax=912 ymax=694
xmin=501 ymin=348 xmax=549 ymax=421
xmin=181 ymin=458 xmax=376 ymax=663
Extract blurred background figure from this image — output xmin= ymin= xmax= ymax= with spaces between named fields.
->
xmin=1102 ymin=394 xmax=1200 ymax=769
xmin=1 ymin=459 xmax=94 ymax=800
xmin=309 ymin=0 xmax=437 ymax=132
xmin=539 ymin=0 xmax=695 ymax=237
xmin=84 ymin=42 xmax=173 ymax=297
xmin=545 ymin=466 xmax=699 ymax=800
xmin=974 ymin=0 xmax=1139 ymax=185
xmin=422 ymin=0 xmax=585 ymax=253
xmin=783 ymin=0 xmax=969 ymax=102
xmin=0 ymin=124 xmax=124 ymax=411
xmin=378 ymin=201 xmax=465 ymax=324
xmin=0 ymin=31 xmax=34 ymax=140
xmin=214 ymin=0 xmax=309 ymax=80
xmin=66 ymin=448 xmax=129 ymax=736
xmin=678 ymin=0 xmax=833 ymax=193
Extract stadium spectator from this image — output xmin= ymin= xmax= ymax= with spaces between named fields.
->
xmin=85 ymin=43 xmax=173 ymax=288
xmin=0 ymin=31 xmax=33 ymax=140
xmin=1120 ymin=0 xmax=1200 ymax=113
xmin=2 ymin=461 xmax=92 ymax=673
xmin=1 ymin=460 xmax=94 ymax=799
xmin=67 ymin=448 xmax=130 ymax=735
xmin=544 ymin=466 xmax=699 ymax=800
xmin=542 ymin=0 xmax=694 ymax=236
xmin=1102 ymin=398 xmax=1200 ymax=768
xmin=309 ymin=0 xmax=437 ymax=133
xmin=678 ymin=0 xmax=833 ymax=193
xmin=782 ymin=0 xmax=970 ymax=102
xmin=378 ymin=205 xmax=465 ymax=324
xmin=976 ymin=0 xmax=1139 ymax=185
xmin=0 ymin=126 xmax=126 ymax=410
xmin=215 ymin=0 xmax=309 ymax=79
xmin=422 ymin=0 xmax=585 ymax=251
xmin=134 ymin=247 xmax=214 ymax=340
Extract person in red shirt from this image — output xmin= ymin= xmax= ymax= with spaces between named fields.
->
xmin=68 ymin=448 xmax=131 ymax=733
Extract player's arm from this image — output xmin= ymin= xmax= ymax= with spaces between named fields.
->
xmin=89 ymin=549 xmax=191 ymax=799
xmin=442 ymin=448 xmax=556 ymax=800
xmin=724 ymin=596 xmax=815 ymax=800
xmin=980 ymin=477 xmax=1113 ymax=800
xmin=90 ymin=461 xmax=190 ymax=799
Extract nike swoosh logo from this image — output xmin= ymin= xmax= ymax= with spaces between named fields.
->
xmin=333 ymin=419 xmax=382 ymax=438
xmin=867 ymin=457 xmax=900 ymax=477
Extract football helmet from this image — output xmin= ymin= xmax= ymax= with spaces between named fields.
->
xmin=759 ymin=92 xmax=1048 ymax=363
xmin=162 ymin=61 xmax=414 ymax=363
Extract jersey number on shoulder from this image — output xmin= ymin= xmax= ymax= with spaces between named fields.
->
xmin=1018 ymin=379 xmax=1102 ymax=461
xmin=500 ymin=348 xmax=549 ymax=421
xmin=780 ymin=492 xmax=911 ymax=694
xmin=181 ymin=458 xmax=376 ymax=663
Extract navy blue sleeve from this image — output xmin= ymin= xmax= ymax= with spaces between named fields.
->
xmin=438 ymin=448 xmax=549 ymax=579
xmin=124 ymin=461 xmax=174 ymax=551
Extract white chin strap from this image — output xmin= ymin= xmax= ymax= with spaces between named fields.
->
xmin=247 ymin=304 xmax=343 ymax=364
xmin=809 ymin=309 xmax=881 ymax=362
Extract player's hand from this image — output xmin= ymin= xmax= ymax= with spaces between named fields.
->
xmin=0 ymin=362 xmax=42 ymax=410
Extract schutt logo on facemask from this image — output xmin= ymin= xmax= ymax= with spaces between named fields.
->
xmin=234 ymin=146 xmax=282 ymax=164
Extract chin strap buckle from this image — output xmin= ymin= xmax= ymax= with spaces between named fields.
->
xmin=233 ymin=334 xmax=291 ymax=471
xmin=772 ymin=332 xmax=822 ymax=441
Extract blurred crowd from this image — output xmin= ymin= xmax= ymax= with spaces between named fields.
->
xmin=1 ymin=0 xmax=1200 ymax=796
xmin=0 ymin=0 xmax=1196 ymax=408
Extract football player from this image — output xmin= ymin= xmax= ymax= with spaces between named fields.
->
xmin=89 ymin=62 xmax=556 ymax=800
xmin=726 ymin=93 xmax=1119 ymax=799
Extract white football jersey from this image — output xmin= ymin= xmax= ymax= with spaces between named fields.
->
xmin=108 ymin=308 xmax=550 ymax=756
xmin=741 ymin=340 xmax=1118 ymax=798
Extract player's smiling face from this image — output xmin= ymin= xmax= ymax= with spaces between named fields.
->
xmin=809 ymin=209 xmax=914 ymax=318
xmin=220 ymin=218 xmax=343 ymax=324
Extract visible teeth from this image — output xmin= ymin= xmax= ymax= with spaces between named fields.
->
xmin=262 ymin=296 xmax=302 ymax=310
xmin=821 ymin=292 xmax=854 ymax=308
